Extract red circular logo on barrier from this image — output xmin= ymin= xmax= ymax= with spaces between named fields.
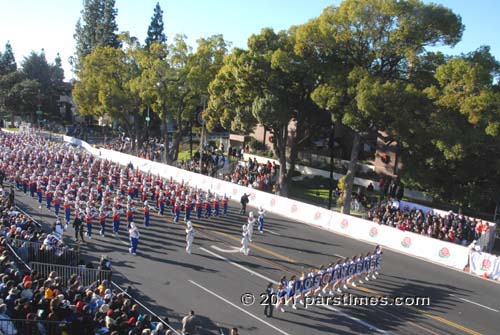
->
xmin=251 ymin=193 xmax=256 ymax=200
xmin=439 ymin=247 xmax=450 ymax=258
xmin=291 ymin=204 xmax=298 ymax=212
xmin=481 ymin=259 xmax=492 ymax=271
xmin=369 ymin=227 xmax=378 ymax=238
xmin=270 ymin=198 xmax=276 ymax=207
xmin=232 ymin=187 xmax=238 ymax=195
xmin=401 ymin=236 xmax=412 ymax=248
xmin=341 ymin=219 xmax=349 ymax=229
xmin=315 ymin=211 xmax=321 ymax=220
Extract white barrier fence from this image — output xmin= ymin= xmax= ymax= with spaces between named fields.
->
xmin=46 ymin=134 xmax=497 ymax=280
xmin=469 ymin=251 xmax=500 ymax=279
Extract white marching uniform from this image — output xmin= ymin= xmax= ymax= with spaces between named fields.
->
xmin=247 ymin=215 xmax=256 ymax=242
xmin=186 ymin=224 xmax=196 ymax=254
xmin=240 ymin=224 xmax=250 ymax=256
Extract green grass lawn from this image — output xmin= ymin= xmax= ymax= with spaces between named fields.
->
xmin=177 ymin=150 xmax=192 ymax=162
xmin=289 ymin=176 xmax=367 ymax=217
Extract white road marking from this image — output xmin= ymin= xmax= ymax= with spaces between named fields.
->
xmin=199 ymin=247 xmax=389 ymax=334
xmin=200 ymin=247 xmax=277 ymax=284
xmin=211 ymin=245 xmax=241 ymax=253
xmin=264 ymin=229 xmax=281 ymax=236
xmin=334 ymin=254 xmax=346 ymax=259
xmin=112 ymin=233 xmax=129 ymax=246
xmin=321 ymin=304 xmax=390 ymax=334
xmin=449 ymin=294 xmax=499 ymax=313
xmin=189 ymin=279 xmax=291 ymax=335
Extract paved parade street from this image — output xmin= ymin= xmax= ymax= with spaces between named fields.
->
xmin=14 ymin=189 xmax=500 ymax=335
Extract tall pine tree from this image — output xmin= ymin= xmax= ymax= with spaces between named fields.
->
xmin=72 ymin=0 xmax=120 ymax=72
xmin=0 ymin=41 xmax=17 ymax=75
xmin=145 ymin=2 xmax=167 ymax=48
xmin=100 ymin=0 xmax=120 ymax=48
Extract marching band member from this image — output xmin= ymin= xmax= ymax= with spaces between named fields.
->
xmin=247 ymin=212 xmax=255 ymax=242
xmin=258 ymin=206 xmax=265 ymax=233
xmin=112 ymin=208 xmax=120 ymax=235
xmin=185 ymin=221 xmax=196 ymax=254
xmin=126 ymin=204 xmax=134 ymax=228
xmin=173 ymin=199 xmax=181 ymax=224
xmin=53 ymin=193 xmax=61 ymax=217
xmin=213 ymin=196 xmax=220 ymax=217
xmin=99 ymin=207 xmax=107 ymax=237
xmin=157 ymin=191 xmax=165 ymax=215
xmin=143 ymin=200 xmax=152 ymax=227
xmin=128 ymin=222 xmax=140 ymax=256
xmin=63 ymin=197 xmax=72 ymax=225
xmin=240 ymin=223 xmax=250 ymax=256
xmin=196 ymin=196 xmax=203 ymax=219
xmin=204 ymin=197 xmax=212 ymax=219
xmin=184 ymin=196 xmax=192 ymax=222
xmin=85 ymin=206 xmax=94 ymax=239
xmin=222 ymin=194 xmax=229 ymax=216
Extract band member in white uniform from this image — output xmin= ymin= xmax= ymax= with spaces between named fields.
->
xmin=128 ymin=222 xmax=140 ymax=256
xmin=185 ymin=221 xmax=196 ymax=254
xmin=240 ymin=223 xmax=250 ymax=256
xmin=247 ymin=212 xmax=256 ymax=242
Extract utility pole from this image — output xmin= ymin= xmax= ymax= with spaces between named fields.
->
xmin=328 ymin=121 xmax=335 ymax=210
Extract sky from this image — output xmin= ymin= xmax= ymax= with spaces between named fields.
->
xmin=0 ymin=0 xmax=499 ymax=80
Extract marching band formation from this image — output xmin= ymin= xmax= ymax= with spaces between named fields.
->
xmin=0 ymin=132 xmax=232 ymax=256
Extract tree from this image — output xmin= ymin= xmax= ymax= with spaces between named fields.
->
xmin=20 ymin=50 xmax=65 ymax=123
xmin=298 ymin=0 xmax=464 ymax=213
xmin=414 ymin=47 xmax=500 ymax=210
xmin=206 ymin=28 xmax=327 ymax=196
xmin=72 ymin=0 xmax=120 ymax=72
xmin=129 ymin=39 xmax=173 ymax=162
xmin=73 ymin=42 xmax=143 ymax=150
xmin=100 ymin=0 xmax=120 ymax=48
xmin=145 ymin=2 xmax=167 ymax=48
xmin=0 ymin=41 xmax=17 ymax=75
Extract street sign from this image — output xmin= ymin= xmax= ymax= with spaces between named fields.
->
xmin=36 ymin=110 xmax=43 ymax=115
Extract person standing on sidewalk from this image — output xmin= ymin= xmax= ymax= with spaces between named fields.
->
xmin=264 ymin=282 xmax=274 ymax=318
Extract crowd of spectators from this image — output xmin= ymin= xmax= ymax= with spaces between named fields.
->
xmin=0 ymin=254 xmax=173 ymax=335
xmin=0 ymin=188 xmax=174 ymax=335
xmin=368 ymin=200 xmax=490 ymax=245
xmin=177 ymin=150 xmax=226 ymax=177
xmin=228 ymin=158 xmax=278 ymax=192
xmin=0 ymin=187 xmax=78 ymax=267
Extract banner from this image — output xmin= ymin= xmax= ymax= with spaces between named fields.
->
xmin=469 ymin=251 xmax=500 ymax=279
xmin=289 ymin=254 xmax=382 ymax=292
